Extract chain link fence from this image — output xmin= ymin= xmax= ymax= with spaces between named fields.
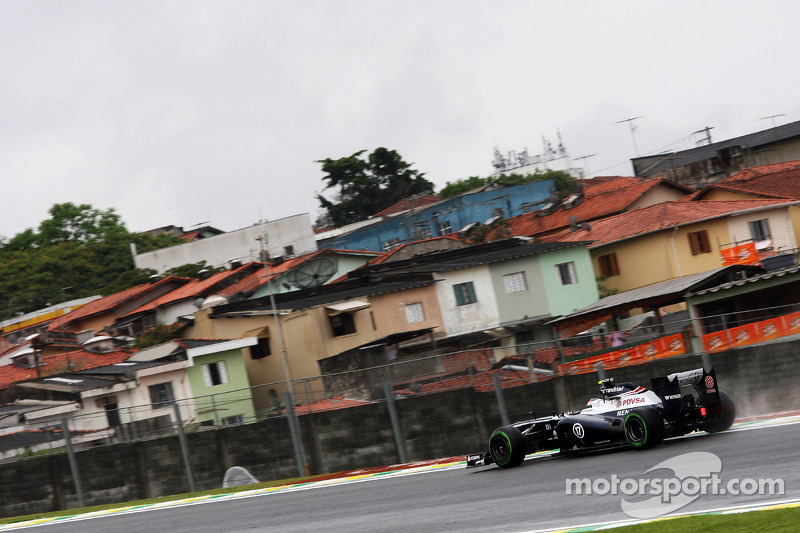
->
xmin=2 ymin=302 xmax=800 ymax=515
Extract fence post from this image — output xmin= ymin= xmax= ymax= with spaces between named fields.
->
xmin=61 ymin=418 xmax=86 ymax=509
xmin=283 ymin=392 xmax=307 ymax=478
xmin=173 ymin=402 xmax=196 ymax=493
xmin=383 ymin=382 xmax=409 ymax=464
xmin=492 ymin=373 xmax=510 ymax=426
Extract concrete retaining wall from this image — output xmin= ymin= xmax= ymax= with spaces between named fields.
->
xmin=2 ymin=339 xmax=799 ymax=518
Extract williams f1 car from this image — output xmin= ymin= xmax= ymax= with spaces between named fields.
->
xmin=466 ymin=367 xmax=735 ymax=468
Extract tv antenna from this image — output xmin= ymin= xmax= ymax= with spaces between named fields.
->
xmin=760 ymin=114 xmax=785 ymax=129
xmin=692 ymin=126 xmax=714 ymax=146
xmin=614 ymin=117 xmax=643 ymax=156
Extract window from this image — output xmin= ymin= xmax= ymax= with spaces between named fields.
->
xmin=438 ymin=220 xmax=452 ymax=235
xmin=149 ymin=382 xmax=175 ymax=408
xmin=283 ymin=245 xmax=295 ymax=257
xmin=688 ymin=230 xmax=711 ymax=255
xmin=748 ymin=219 xmax=771 ymax=242
xmin=503 ymin=272 xmax=527 ymax=293
xmin=405 ymin=302 xmax=425 ymax=323
xmin=202 ymin=361 xmax=229 ymax=387
xmin=220 ymin=414 xmax=244 ymax=426
xmin=416 ymin=226 xmax=432 ymax=240
xmin=453 ymin=282 xmax=477 ymax=306
xmin=598 ymin=253 xmax=620 ymax=277
xmin=555 ymin=262 xmax=578 ymax=285
xmin=382 ymin=238 xmax=400 ymax=252
xmin=330 ymin=312 xmax=356 ymax=336
xmin=250 ymin=337 xmax=272 ymax=359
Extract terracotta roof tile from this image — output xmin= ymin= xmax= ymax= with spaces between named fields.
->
xmin=695 ymin=160 xmax=800 ymax=200
xmin=373 ymin=194 xmax=441 ymax=217
xmin=506 ymin=177 xmax=685 ymax=238
xmin=46 ymin=276 xmax=190 ymax=331
xmin=0 ymin=348 xmax=134 ymax=391
xmin=543 ymin=199 xmax=798 ymax=247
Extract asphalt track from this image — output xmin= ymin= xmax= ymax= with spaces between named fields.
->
xmin=7 ymin=416 xmax=800 ymax=532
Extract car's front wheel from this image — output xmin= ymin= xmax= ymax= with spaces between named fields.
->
xmin=488 ymin=425 xmax=526 ymax=468
xmin=624 ymin=407 xmax=664 ymax=449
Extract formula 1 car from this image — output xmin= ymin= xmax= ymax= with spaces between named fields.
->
xmin=466 ymin=367 xmax=735 ymax=468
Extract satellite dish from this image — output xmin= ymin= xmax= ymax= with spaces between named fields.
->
xmin=286 ymin=256 xmax=338 ymax=289
xmin=568 ymin=215 xmax=580 ymax=230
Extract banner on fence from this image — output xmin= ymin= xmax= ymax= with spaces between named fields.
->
xmin=702 ymin=310 xmax=800 ymax=352
xmin=558 ymin=333 xmax=687 ymax=375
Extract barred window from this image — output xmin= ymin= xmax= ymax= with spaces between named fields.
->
xmin=503 ymin=272 xmax=527 ymax=293
xmin=405 ymin=302 xmax=425 ymax=323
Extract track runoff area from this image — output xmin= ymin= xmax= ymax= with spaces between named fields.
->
xmin=2 ymin=413 xmax=799 ymax=532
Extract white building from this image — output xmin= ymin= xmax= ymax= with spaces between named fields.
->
xmin=133 ymin=214 xmax=318 ymax=274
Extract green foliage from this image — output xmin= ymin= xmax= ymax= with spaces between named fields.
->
xmin=438 ymin=170 xmax=578 ymax=200
xmin=315 ymin=148 xmax=435 ymax=227
xmin=131 ymin=232 xmax=186 ymax=254
xmin=465 ymin=219 xmax=512 ymax=245
xmin=135 ymin=323 xmax=186 ymax=348
xmin=596 ymin=276 xmax=619 ymax=298
xmin=165 ymin=261 xmax=224 ymax=279
xmin=0 ymin=203 xmax=183 ymax=320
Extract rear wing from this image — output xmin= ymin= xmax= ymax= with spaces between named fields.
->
xmin=651 ymin=368 xmax=721 ymax=421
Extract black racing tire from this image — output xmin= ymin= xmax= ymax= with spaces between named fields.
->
xmin=704 ymin=390 xmax=736 ymax=433
xmin=624 ymin=407 xmax=664 ymax=449
xmin=488 ymin=425 xmax=527 ymax=468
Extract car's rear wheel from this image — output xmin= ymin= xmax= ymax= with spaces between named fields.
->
xmin=488 ymin=425 xmax=526 ymax=468
xmin=624 ymin=407 xmax=664 ymax=449
xmin=704 ymin=390 xmax=736 ymax=433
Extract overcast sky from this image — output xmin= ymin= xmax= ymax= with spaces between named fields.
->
xmin=2 ymin=1 xmax=797 ymax=238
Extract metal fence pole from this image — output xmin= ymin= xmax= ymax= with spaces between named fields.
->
xmin=383 ymin=382 xmax=408 ymax=464
xmin=283 ymin=392 xmax=307 ymax=478
xmin=61 ymin=418 xmax=86 ymax=508
xmin=492 ymin=373 xmax=510 ymax=426
xmin=173 ymin=402 xmax=196 ymax=493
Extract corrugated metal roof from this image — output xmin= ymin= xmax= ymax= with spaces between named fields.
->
xmin=634 ymin=119 xmax=800 ymax=176
xmin=687 ymin=264 xmax=800 ymax=296
xmin=551 ymin=266 xmax=761 ymax=323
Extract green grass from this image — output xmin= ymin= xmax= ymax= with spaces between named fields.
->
xmin=602 ymin=506 xmax=800 ymax=532
xmin=0 ymin=473 xmax=333 ymax=525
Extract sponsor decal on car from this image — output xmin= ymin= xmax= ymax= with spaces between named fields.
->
xmin=705 ymin=375 xmax=715 ymax=389
xmin=573 ymin=423 xmax=585 ymax=438
xmin=665 ymin=394 xmax=681 ymax=400
xmin=616 ymin=409 xmax=630 ymax=416
xmin=615 ymin=396 xmax=646 ymax=408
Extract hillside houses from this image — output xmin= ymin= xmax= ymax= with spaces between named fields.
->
xmin=2 ymin=158 xmax=800 ymax=460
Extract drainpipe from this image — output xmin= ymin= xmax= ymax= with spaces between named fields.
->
xmin=670 ymin=227 xmax=683 ymax=277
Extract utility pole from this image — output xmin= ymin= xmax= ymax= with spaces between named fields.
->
xmin=257 ymin=227 xmax=294 ymax=398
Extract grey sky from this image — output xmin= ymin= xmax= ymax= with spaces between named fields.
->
xmin=2 ymin=1 xmax=797 ymax=238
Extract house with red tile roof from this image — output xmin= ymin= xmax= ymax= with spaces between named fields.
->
xmin=544 ymin=199 xmax=800 ymax=294
xmin=506 ymin=176 xmax=693 ymax=240
xmin=108 ymin=263 xmax=263 ymax=337
xmin=687 ymin=161 xmax=800 ymax=202
xmin=46 ymin=276 xmax=192 ymax=335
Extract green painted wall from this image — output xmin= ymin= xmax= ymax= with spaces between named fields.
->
xmin=186 ymin=348 xmax=257 ymax=425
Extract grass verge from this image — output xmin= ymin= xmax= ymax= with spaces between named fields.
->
xmin=603 ymin=506 xmax=800 ymax=532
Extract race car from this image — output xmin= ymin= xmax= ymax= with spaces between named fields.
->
xmin=466 ymin=367 xmax=735 ymax=468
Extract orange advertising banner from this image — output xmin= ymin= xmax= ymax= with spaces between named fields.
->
xmin=702 ymin=330 xmax=730 ymax=353
xmin=720 ymin=242 xmax=759 ymax=266
xmin=727 ymin=323 xmax=759 ymax=348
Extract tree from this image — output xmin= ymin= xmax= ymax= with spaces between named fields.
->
xmin=315 ymin=148 xmax=435 ymax=227
xmin=0 ymin=203 xmax=184 ymax=319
